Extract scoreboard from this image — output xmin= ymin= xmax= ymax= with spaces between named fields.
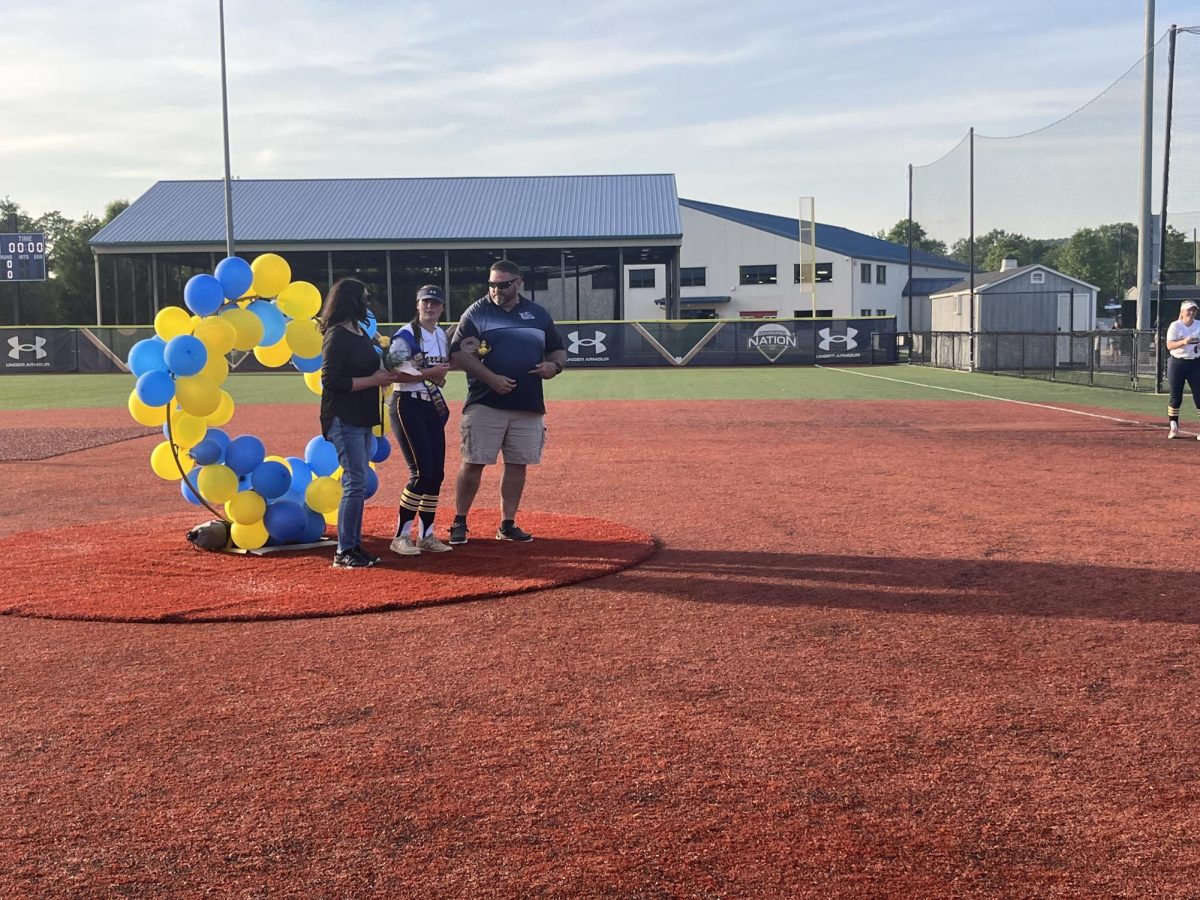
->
xmin=1 ymin=233 xmax=47 ymax=282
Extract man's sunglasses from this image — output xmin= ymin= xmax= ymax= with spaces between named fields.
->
xmin=488 ymin=278 xmax=519 ymax=290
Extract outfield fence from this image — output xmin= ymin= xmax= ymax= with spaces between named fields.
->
xmin=1 ymin=317 xmax=900 ymax=375
xmin=910 ymin=330 xmax=1160 ymax=392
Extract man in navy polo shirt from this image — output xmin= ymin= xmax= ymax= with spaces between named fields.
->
xmin=448 ymin=260 xmax=566 ymax=544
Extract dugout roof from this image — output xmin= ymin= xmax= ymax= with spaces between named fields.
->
xmin=90 ymin=175 xmax=683 ymax=253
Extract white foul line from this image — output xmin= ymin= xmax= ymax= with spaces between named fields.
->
xmin=816 ymin=365 xmax=1166 ymax=430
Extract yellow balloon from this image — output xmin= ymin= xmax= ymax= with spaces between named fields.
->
xmin=194 ymin=316 xmax=237 ymax=356
xmin=305 ymin=476 xmax=343 ymax=514
xmin=221 ymin=307 xmax=264 ymax=351
xmin=199 ymin=351 xmax=229 ymax=385
xmin=225 ymin=491 xmax=267 ymax=525
xmin=323 ymin=509 xmax=338 ymax=527
xmin=253 ymin=339 xmax=292 ymax=368
xmin=284 ymin=318 xmax=322 ymax=358
xmin=128 ymin=390 xmax=167 ymax=427
xmin=207 ymin=389 xmax=235 ymax=427
xmin=175 ymin=373 xmax=221 ymax=418
xmin=250 ymin=253 xmax=291 ymax=298
xmin=197 ymin=464 xmax=239 ymax=504
xmin=230 ymin=520 xmax=269 ymax=550
xmin=166 ymin=407 xmax=207 ymax=448
xmin=303 ymin=369 xmax=323 ymax=395
xmin=154 ymin=306 xmax=192 ymax=341
xmin=150 ymin=440 xmax=193 ymax=480
xmin=372 ymin=422 xmax=385 ymax=437
xmin=276 ymin=281 xmax=322 ymax=319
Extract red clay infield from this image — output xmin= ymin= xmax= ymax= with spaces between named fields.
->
xmin=3 ymin=397 xmax=1200 ymax=896
xmin=0 ymin=508 xmax=654 ymax=622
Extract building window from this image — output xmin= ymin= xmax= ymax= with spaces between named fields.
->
xmin=739 ymin=310 xmax=777 ymax=319
xmin=681 ymin=308 xmax=717 ymax=319
xmin=876 ymin=265 xmax=886 ymax=284
xmin=680 ymin=266 xmax=706 ymax=287
xmin=860 ymin=263 xmax=872 ymax=283
xmin=629 ymin=268 xmax=655 ymax=289
xmin=794 ymin=309 xmax=833 ymax=318
xmin=739 ymin=264 xmax=777 ymax=286
xmin=860 ymin=308 xmax=871 ymax=317
xmin=794 ymin=262 xmax=833 ymax=283
xmin=1030 ymin=270 xmax=1046 ymax=284
xmin=876 ymin=308 xmax=887 ymax=316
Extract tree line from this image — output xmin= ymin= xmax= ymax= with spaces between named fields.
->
xmin=878 ymin=219 xmax=1198 ymax=313
xmin=1 ymin=196 xmax=128 ymax=325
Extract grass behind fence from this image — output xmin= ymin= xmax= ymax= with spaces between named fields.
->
xmin=0 ymin=366 xmax=1174 ymax=417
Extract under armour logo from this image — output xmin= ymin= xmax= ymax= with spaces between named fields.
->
xmin=8 ymin=335 xmax=47 ymax=360
xmin=567 ymin=330 xmax=606 ymax=355
xmin=818 ymin=327 xmax=858 ymax=352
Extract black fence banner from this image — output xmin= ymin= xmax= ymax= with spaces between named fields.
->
xmin=1 ymin=319 xmax=899 ymax=374
xmin=1 ymin=329 xmax=77 ymax=373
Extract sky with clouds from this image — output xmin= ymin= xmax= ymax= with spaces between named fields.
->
xmin=2 ymin=0 xmax=1198 ymax=235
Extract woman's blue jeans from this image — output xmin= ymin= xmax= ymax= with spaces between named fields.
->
xmin=327 ymin=417 xmax=374 ymax=553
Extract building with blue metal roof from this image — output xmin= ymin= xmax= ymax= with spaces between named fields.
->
xmin=624 ymin=198 xmax=969 ymax=328
xmin=89 ymin=175 xmax=683 ymax=324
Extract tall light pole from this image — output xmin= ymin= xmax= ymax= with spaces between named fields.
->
xmin=219 ymin=0 xmax=235 ymax=258
xmin=1136 ymin=0 xmax=1155 ymax=330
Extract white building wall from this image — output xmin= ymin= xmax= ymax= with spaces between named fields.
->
xmin=623 ymin=205 xmax=966 ymax=327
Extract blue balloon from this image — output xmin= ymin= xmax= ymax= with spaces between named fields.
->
xmin=163 ymin=334 xmax=208 ymax=377
xmin=135 ymin=370 xmax=175 ymax=407
xmin=364 ymin=466 xmax=379 ymax=500
xmin=204 ymin=428 xmax=231 ymax=458
xmin=247 ymin=300 xmax=286 ymax=347
xmin=251 ymin=460 xmax=291 ymax=500
xmin=225 ymin=435 xmax=266 ymax=476
xmin=371 ymin=435 xmax=391 ymax=464
xmin=214 ymin=256 xmax=253 ymax=300
xmin=304 ymin=435 xmax=339 ymax=476
xmin=128 ymin=337 xmax=167 ymax=377
xmin=286 ymin=457 xmax=313 ymax=493
xmin=291 ymin=352 xmax=322 ymax=373
xmin=189 ymin=439 xmax=222 ymax=466
xmin=181 ymin=475 xmax=203 ymax=506
xmin=299 ymin=508 xmax=327 ymax=543
xmin=184 ymin=274 xmax=225 ymax=317
xmin=264 ymin=500 xmax=306 ymax=542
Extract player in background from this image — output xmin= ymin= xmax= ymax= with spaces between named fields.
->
xmin=1166 ymin=299 xmax=1200 ymax=440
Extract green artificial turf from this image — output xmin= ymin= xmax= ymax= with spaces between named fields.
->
xmin=0 ymin=365 xmax=1170 ymax=417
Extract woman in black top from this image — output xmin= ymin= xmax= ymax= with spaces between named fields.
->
xmin=319 ymin=278 xmax=401 ymax=568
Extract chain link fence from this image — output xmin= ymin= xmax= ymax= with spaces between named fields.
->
xmin=910 ymin=330 xmax=1161 ymax=392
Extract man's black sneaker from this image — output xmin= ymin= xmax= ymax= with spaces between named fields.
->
xmin=496 ymin=523 xmax=533 ymax=542
xmin=448 ymin=522 xmax=469 ymax=545
xmin=333 ymin=549 xmax=372 ymax=568
xmin=353 ymin=546 xmax=381 ymax=567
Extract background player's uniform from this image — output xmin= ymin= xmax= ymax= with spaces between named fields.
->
xmin=1166 ymin=317 xmax=1200 ymax=436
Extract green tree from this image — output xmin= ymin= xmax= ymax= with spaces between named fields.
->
xmin=875 ymin=219 xmax=947 ymax=256
xmin=948 ymin=229 xmax=1062 ymax=272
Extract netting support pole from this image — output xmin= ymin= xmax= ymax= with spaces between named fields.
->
xmin=219 ymin=0 xmax=235 ymax=259
xmin=906 ymin=164 xmax=914 ymax=338
xmin=1137 ymin=0 xmax=1157 ymax=331
xmin=1156 ymin=24 xmax=1178 ymax=394
xmin=968 ymin=127 xmax=976 ymax=371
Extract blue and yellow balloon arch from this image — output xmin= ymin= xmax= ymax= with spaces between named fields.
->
xmin=124 ymin=254 xmax=391 ymax=550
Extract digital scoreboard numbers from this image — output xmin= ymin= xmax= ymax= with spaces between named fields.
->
xmin=1 ymin=233 xmax=48 ymax=282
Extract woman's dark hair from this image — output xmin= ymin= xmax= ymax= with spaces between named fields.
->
xmin=318 ymin=278 xmax=370 ymax=333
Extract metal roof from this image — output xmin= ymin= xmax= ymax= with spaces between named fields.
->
xmin=91 ymin=175 xmax=682 ymax=247
xmin=679 ymin=198 xmax=969 ymax=272
xmin=903 ymin=277 xmax=965 ymax=297
xmin=934 ymin=264 xmax=1100 ymax=296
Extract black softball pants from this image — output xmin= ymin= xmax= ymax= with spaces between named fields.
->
xmin=1167 ymin=356 xmax=1200 ymax=415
